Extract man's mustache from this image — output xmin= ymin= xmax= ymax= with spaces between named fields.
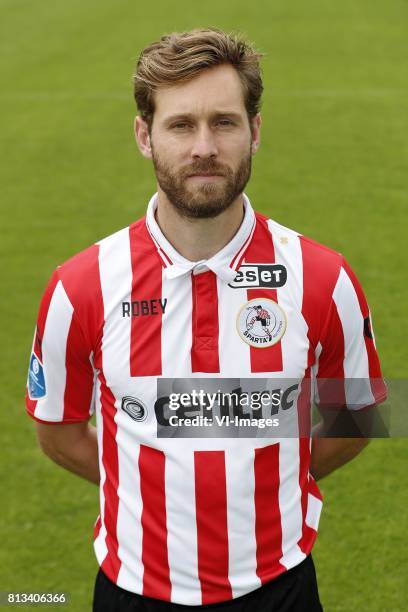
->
xmin=182 ymin=162 xmax=230 ymax=177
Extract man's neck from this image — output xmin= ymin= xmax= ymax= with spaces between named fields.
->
xmin=155 ymin=187 xmax=245 ymax=262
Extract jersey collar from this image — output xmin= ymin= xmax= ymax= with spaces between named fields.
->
xmin=145 ymin=192 xmax=256 ymax=283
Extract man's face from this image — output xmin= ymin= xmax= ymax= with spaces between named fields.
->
xmin=137 ymin=64 xmax=260 ymax=219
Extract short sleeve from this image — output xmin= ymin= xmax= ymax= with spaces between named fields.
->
xmin=313 ymin=257 xmax=387 ymax=411
xmin=26 ymin=269 xmax=96 ymax=423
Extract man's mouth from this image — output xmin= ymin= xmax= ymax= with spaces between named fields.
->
xmin=187 ymin=173 xmax=224 ymax=178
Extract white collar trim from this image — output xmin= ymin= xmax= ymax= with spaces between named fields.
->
xmin=145 ymin=192 xmax=256 ymax=283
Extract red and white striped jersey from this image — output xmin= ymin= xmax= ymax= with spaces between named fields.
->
xmin=26 ymin=193 xmax=386 ymax=605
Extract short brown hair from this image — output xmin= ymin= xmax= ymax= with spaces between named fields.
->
xmin=133 ymin=28 xmax=264 ymax=130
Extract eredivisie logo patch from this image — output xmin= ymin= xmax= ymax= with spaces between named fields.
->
xmin=236 ymin=298 xmax=287 ymax=348
xmin=28 ymin=351 xmax=46 ymax=399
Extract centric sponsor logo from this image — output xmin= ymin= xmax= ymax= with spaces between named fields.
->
xmin=121 ymin=396 xmax=147 ymax=422
xmin=236 ymin=298 xmax=287 ymax=348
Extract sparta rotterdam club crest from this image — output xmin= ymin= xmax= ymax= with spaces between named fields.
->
xmin=236 ymin=298 xmax=287 ymax=348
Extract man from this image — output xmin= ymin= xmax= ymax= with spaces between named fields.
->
xmin=26 ymin=28 xmax=387 ymax=611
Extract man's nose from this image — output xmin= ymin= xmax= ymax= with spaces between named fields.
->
xmin=191 ymin=125 xmax=218 ymax=158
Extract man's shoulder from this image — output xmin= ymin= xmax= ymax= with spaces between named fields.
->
xmin=58 ymin=217 xmax=146 ymax=274
xmin=54 ymin=217 xmax=146 ymax=305
xmin=259 ymin=212 xmax=344 ymax=272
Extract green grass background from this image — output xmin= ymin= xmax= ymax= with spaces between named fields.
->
xmin=1 ymin=0 xmax=407 ymax=610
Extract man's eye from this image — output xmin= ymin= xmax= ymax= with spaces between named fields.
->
xmin=170 ymin=120 xmax=235 ymax=130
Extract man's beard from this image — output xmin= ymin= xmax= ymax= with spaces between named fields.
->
xmin=151 ymin=145 xmax=252 ymax=219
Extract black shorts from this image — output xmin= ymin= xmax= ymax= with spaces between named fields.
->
xmin=92 ymin=555 xmax=323 ymax=611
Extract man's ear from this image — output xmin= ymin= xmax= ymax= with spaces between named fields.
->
xmin=134 ymin=116 xmax=152 ymax=159
xmin=250 ymin=113 xmax=261 ymax=154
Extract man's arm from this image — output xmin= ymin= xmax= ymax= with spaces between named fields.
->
xmin=310 ymin=400 xmax=379 ymax=480
xmin=310 ymin=421 xmax=369 ymax=481
xmin=306 ymin=254 xmax=387 ymax=482
xmin=35 ymin=421 xmax=100 ymax=485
